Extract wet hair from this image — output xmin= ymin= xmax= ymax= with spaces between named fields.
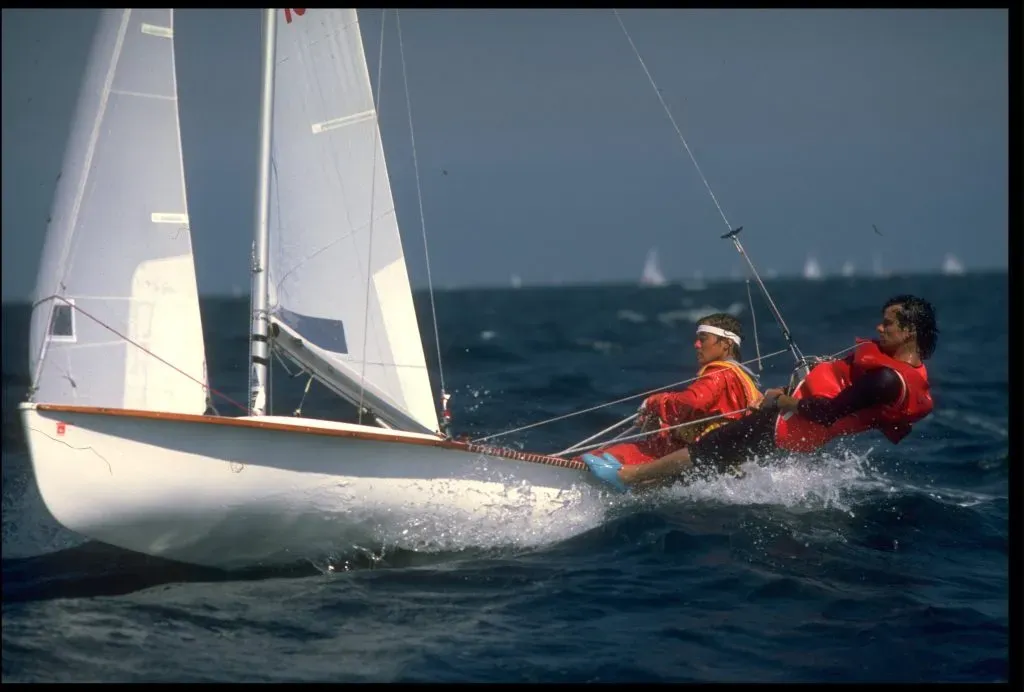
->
xmin=883 ymin=294 xmax=939 ymax=360
xmin=697 ymin=312 xmax=743 ymax=361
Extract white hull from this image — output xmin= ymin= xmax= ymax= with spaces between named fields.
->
xmin=19 ymin=403 xmax=606 ymax=570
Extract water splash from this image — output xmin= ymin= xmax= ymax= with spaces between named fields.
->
xmin=629 ymin=448 xmax=890 ymax=517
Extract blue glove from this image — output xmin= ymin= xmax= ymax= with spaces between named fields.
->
xmin=581 ymin=452 xmax=628 ymax=494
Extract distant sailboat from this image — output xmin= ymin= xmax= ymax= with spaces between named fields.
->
xmin=510 ymin=274 xmax=523 ymax=289
xmin=871 ymin=254 xmax=889 ymax=278
xmin=640 ymin=248 xmax=667 ymax=287
xmin=840 ymin=260 xmax=856 ymax=278
xmin=803 ymin=255 xmax=823 ymax=280
xmin=941 ymin=254 xmax=965 ymax=276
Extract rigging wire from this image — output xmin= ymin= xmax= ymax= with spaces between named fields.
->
xmin=745 ymin=278 xmax=763 ymax=373
xmin=470 ymin=347 xmax=791 ymax=444
xmin=611 ymin=9 xmax=732 ymax=231
xmin=30 ymin=296 xmax=250 ymax=414
xmin=397 ymin=10 xmax=448 ymax=405
xmin=611 ymin=9 xmax=806 ymax=366
xmin=556 ymin=342 xmax=859 ymax=455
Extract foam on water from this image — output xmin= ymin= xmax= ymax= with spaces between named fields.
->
xmin=633 ymin=448 xmax=890 ymax=517
xmin=291 ymin=475 xmax=612 ymax=573
xmin=291 ymin=448 xmax=897 ymax=570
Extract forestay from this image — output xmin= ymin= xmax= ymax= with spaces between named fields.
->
xmin=267 ymin=8 xmax=438 ymax=433
xmin=28 ymin=9 xmax=209 ymax=414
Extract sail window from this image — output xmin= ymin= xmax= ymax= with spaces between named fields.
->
xmin=48 ymin=301 xmax=76 ymax=342
xmin=276 ymin=308 xmax=348 ymax=354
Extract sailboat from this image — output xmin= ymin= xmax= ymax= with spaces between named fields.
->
xmin=639 ymin=247 xmax=668 ymax=286
xmin=18 ymin=9 xmax=600 ymax=570
xmin=941 ymin=253 xmax=965 ymax=276
xmin=871 ymin=253 xmax=890 ymax=278
xmin=840 ymin=260 xmax=856 ymax=278
xmin=802 ymin=254 xmax=823 ymax=280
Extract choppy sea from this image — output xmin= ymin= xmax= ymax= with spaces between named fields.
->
xmin=1 ymin=273 xmax=1014 ymax=682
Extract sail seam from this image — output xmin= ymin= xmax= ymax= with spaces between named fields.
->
xmin=110 ymin=88 xmax=176 ymax=101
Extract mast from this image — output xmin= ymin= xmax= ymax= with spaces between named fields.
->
xmin=248 ymin=8 xmax=277 ymax=416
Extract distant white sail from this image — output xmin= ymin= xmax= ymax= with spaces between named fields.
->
xmin=640 ymin=248 xmax=667 ymax=286
xmin=942 ymin=254 xmax=965 ymax=276
xmin=841 ymin=260 xmax=856 ymax=278
xmin=871 ymin=253 xmax=889 ymax=278
xmin=803 ymin=255 xmax=823 ymax=280
xmin=28 ymin=9 xmax=208 ymax=414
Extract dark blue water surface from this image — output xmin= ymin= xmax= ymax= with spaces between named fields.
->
xmin=1 ymin=274 xmax=1013 ymax=682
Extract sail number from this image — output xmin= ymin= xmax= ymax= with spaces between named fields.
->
xmin=283 ymin=8 xmax=306 ymax=23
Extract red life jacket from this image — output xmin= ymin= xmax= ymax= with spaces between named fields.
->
xmin=773 ymin=339 xmax=933 ymax=453
xmin=593 ymin=359 xmax=763 ymax=466
xmin=665 ymin=359 xmax=763 ymax=443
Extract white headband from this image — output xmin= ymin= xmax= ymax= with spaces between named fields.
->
xmin=697 ymin=324 xmax=741 ymax=345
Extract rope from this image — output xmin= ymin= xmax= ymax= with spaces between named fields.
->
xmin=397 ymin=10 xmax=446 ymax=397
xmin=557 ymin=342 xmax=863 ymax=456
xmin=613 ymin=8 xmax=806 ymax=367
xmin=745 ymin=278 xmax=762 ymax=372
xmin=554 ymin=413 xmax=638 ymax=456
xmin=612 ymin=9 xmax=732 ymax=233
xmin=469 ymin=347 xmax=790 ymax=444
xmin=357 ymin=9 xmax=388 ymax=426
xmin=474 ymin=340 xmax=860 ymax=447
xmin=31 ymin=295 xmax=249 ymax=414
xmin=562 ymin=406 xmax=752 ymax=456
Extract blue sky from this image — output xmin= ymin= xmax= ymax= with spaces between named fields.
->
xmin=1 ymin=8 xmax=1009 ymax=299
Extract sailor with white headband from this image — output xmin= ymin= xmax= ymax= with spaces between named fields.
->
xmin=585 ymin=294 xmax=940 ymax=494
xmin=579 ymin=313 xmax=764 ymax=481
xmin=696 ymin=324 xmax=741 ymax=346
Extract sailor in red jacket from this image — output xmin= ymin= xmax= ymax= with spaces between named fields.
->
xmin=578 ymin=313 xmax=763 ymax=468
xmin=584 ymin=294 xmax=938 ymax=492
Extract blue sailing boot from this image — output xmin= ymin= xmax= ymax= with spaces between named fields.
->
xmin=581 ymin=452 xmax=628 ymax=494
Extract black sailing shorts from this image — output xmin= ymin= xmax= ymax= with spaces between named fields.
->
xmin=687 ymin=407 xmax=779 ymax=477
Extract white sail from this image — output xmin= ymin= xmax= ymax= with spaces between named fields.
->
xmin=840 ymin=260 xmax=856 ymax=277
xmin=871 ymin=253 xmax=888 ymax=278
xmin=803 ymin=255 xmax=823 ymax=280
xmin=266 ymin=9 xmax=437 ymax=433
xmin=942 ymin=253 xmax=965 ymax=276
xmin=640 ymin=248 xmax=667 ymax=286
xmin=27 ymin=9 xmax=208 ymax=414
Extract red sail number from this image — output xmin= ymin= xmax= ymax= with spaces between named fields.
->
xmin=283 ymin=8 xmax=306 ymax=23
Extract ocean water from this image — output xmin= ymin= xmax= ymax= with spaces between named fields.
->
xmin=1 ymin=273 xmax=1012 ymax=682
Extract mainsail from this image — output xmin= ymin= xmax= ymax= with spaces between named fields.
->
xmin=266 ymin=8 xmax=438 ymax=433
xmin=640 ymin=248 xmax=667 ymax=286
xmin=28 ymin=9 xmax=209 ymax=414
